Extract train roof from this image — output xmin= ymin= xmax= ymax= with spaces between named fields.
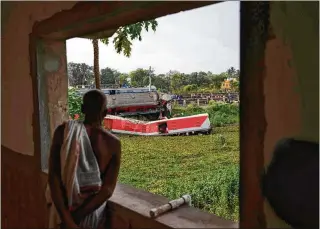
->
xmin=77 ymin=86 xmax=157 ymax=95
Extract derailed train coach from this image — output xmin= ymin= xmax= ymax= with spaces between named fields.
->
xmin=75 ymin=85 xmax=212 ymax=136
xmin=104 ymin=113 xmax=212 ymax=136
xmin=77 ymin=85 xmax=171 ymax=121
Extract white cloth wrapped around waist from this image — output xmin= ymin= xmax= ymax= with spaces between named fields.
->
xmin=46 ymin=121 xmax=106 ymax=229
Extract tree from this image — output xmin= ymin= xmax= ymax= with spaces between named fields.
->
xmin=119 ymin=73 xmax=130 ymax=87
xmin=235 ymin=69 xmax=240 ymax=78
xmin=129 ymin=68 xmax=150 ymax=87
xmin=230 ymin=80 xmax=240 ymax=92
xmin=91 ymin=20 xmax=158 ymax=89
xmin=100 ymin=67 xmax=121 ymax=86
xmin=170 ymin=71 xmax=185 ymax=93
xmin=187 ymin=72 xmax=198 ymax=86
xmin=183 ymin=84 xmax=198 ymax=93
xmin=152 ymin=74 xmax=170 ymax=92
xmin=227 ymin=67 xmax=236 ymax=77
xmin=227 ymin=67 xmax=240 ymax=78
xmin=196 ymin=71 xmax=211 ymax=87
xmin=67 ymin=63 xmax=240 ymax=94
xmin=92 ymin=39 xmax=100 ymax=88
xmin=67 ymin=62 xmax=94 ymax=86
xmin=210 ymin=72 xmax=228 ymax=90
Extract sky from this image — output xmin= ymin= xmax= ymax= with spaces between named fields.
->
xmin=66 ymin=1 xmax=239 ymax=75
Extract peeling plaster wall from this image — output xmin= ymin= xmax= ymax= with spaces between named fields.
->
xmin=1 ymin=2 xmax=76 ymax=155
xmin=264 ymin=2 xmax=319 ymax=228
xmin=37 ymin=39 xmax=69 ymax=170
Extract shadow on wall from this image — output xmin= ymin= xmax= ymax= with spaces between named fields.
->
xmin=262 ymin=138 xmax=319 ymax=229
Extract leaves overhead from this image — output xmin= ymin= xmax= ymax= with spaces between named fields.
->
xmin=113 ymin=20 xmax=158 ymax=57
xmin=89 ymin=19 xmax=158 ymax=89
xmin=97 ymin=20 xmax=158 ymax=58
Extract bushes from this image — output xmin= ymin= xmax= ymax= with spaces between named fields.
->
xmin=172 ymin=102 xmax=239 ymax=127
xmin=68 ymin=87 xmax=83 ymax=120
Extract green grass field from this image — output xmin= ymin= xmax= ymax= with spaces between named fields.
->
xmin=118 ymin=125 xmax=239 ymax=221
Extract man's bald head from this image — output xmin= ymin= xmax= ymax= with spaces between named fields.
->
xmin=81 ymin=89 xmax=107 ymax=120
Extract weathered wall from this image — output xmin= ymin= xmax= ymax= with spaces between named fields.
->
xmin=1 ymin=2 xmax=75 ymax=228
xmin=37 ymin=39 xmax=69 ymax=170
xmin=2 ymin=146 xmax=48 ymax=228
xmin=264 ymin=2 xmax=319 ymax=228
xmin=1 ymin=1 xmax=75 ymax=155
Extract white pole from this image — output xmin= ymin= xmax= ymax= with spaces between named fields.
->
xmin=148 ymin=66 xmax=152 ymax=91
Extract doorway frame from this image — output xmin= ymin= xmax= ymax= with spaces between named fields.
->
xmin=30 ymin=2 xmax=269 ymax=228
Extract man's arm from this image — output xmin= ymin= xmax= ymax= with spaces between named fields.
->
xmin=73 ymin=137 xmax=121 ymax=222
xmin=48 ymin=124 xmax=79 ymax=228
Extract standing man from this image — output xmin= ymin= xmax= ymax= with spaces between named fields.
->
xmin=47 ymin=89 xmax=121 ymax=229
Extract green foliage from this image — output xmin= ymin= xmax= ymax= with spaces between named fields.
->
xmin=68 ymin=87 xmax=83 ymax=120
xmin=102 ymin=20 xmax=158 ymax=57
xmin=227 ymin=67 xmax=239 ymax=78
xmin=68 ymin=62 xmax=94 ymax=86
xmin=100 ymin=67 xmax=120 ymax=85
xmin=129 ymin=68 xmax=152 ymax=87
xmin=89 ymin=20 xmax=158 ymax=89
xmin=119 ymin=125 xmax=239 ymax=221
xmin=230 ymin=80 xmax=239 ymax=92
xmin=170 ymin=71 xmax=186 ymax=92
xmin=119 ymin=73 xmax=130 ymax=86
xmin=173 ymin=102 xmax=239 ymax=127
xmin=210 ymin=73 xmax=228 ymax=90
xmin=152 ymin=73 xmax=170 ymax=93
xmin=183 ymin=84 xmax=198 ymax=93
xmin=67 ymin=63 xmax=239 ymax=93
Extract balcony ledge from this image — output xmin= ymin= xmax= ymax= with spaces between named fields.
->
xmin=109 ymin=183 xmax=238 ymax=228
xmin=41 ymin=169 xmax=237 ymax=228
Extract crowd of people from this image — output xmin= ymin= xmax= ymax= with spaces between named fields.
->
xmin=171 ymin=92 xmax=239 ymax=104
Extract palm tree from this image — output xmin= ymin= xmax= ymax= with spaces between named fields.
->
xmin=92 ymin=39 xmax=101 ymax=89
xmin=87 ymin=20 xmax=158 ymax=89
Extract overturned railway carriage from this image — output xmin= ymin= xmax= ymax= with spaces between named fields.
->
xmin=77 ymin=86 xmax=212 ymax=136
xmin=104 ymin=113 xmax=212 ymax=136
xmin=78 ymin=86 xmax=166 ymax=120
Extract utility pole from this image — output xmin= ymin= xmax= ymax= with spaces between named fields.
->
xmin=148 ymin=66 xmax=152 ymax=91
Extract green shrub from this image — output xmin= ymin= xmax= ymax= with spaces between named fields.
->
xmin=68 ymin=87 xmax=83 ymax=120
xmin=172 ymin=102 xmax=239 ymax=127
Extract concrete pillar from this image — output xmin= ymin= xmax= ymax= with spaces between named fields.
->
xmin=37 ymin=39 xmax=68 ymax=170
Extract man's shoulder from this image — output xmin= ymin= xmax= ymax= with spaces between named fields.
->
xmin=52 ymin=122 xmax=68 ymax=142
xmin=54 ymin=122 xmax=66 ymax=135
xmin=98 ymin=128 xmax=121 ymax=147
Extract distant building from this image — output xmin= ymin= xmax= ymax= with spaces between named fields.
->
xmin=221 ymin=78 xmax=238 ymax=90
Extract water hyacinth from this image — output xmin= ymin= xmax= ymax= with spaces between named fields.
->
xmin=118 ymin=126 xmax=239 ymax=221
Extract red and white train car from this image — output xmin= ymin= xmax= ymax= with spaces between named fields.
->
xmin=103 ymin=113 xmax=212 ymax=136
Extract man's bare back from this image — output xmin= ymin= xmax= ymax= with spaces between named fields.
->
xmin=84 ymin=124 xmax=120 ymax=176
xmin=54 ymin=123 xmax=120 ymax=177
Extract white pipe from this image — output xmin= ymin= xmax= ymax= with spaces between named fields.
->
xmin=148 ymin=66 xmax=152 ymax=92
xmin=149 ymin=194 xmax=192 ymax=218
